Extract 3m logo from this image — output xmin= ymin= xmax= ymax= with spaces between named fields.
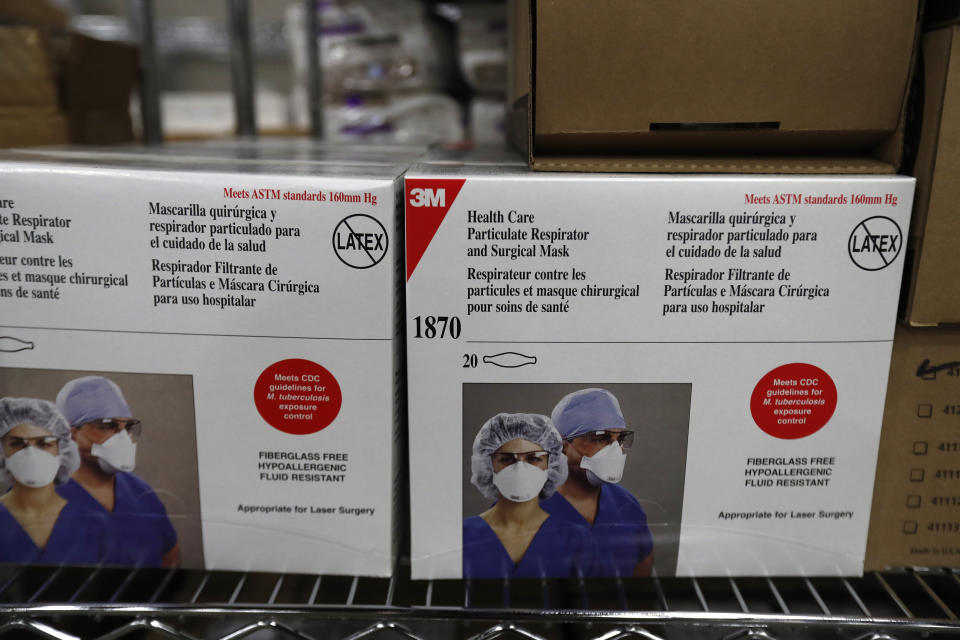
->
xmin=408 ymin=188 xmax=445 ymax=208
xmin=404 ymin=178 xmax=466 ymax=280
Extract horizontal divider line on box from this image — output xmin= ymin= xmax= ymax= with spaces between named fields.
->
xmin=465 ymin=339 xmax=894 ymax=344
xmin=0 ymin=324 xmax=392 ymax=341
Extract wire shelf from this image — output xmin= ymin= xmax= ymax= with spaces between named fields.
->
xmin=1 ymin=564 xmax=959 ymax=640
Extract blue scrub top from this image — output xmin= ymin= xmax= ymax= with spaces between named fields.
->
xmin=0 ymin=500 xmax=116 ymax=565
xmin=462 ymin=513 xmax=594 ymax=579
xmin=540 ymin=484 xmax=653 ymax=577
xmin=57 ymin=472 xmax=177 ymax=567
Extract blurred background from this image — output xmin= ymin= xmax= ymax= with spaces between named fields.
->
xmin=0 ymin=0 xmax=508 ymax=146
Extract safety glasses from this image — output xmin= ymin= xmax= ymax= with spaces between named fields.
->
xmin=84 ymin=418 xmax=142 ymax=442
xmin=490 ymin=451 xmax=549 ymax=467
xmin=1 ymin=435 xmax=60 ymax=455
xmin=569 ymin=429 xmax=635 ymax=451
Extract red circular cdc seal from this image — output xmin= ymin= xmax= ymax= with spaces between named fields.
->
xmin=254 ymin=359 xmax=342 ymax=435
xmin=750 ymin=363 xmax=837 ymax=439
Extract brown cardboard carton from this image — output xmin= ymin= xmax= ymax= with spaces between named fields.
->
xmin=925 ymin=0 xmax=960 ymax=30
xmin=866 ymin=325 xmax=960 ymax=570
xmin=0 ymin=0 xmax=69 ymax=29
xmin=0 ymin=26 xmax=67 ymax=148
xmin=0 ymin=27 xmax=57 ymax=109
xmin=59 ymin=33 xmax=138 ymax=145
xmin=903 ymin=26 xmax=960 ymax=326
xmin=0 ymin=24 xmax=137 ymax=147
xmin=0 ymin=5 xmax=137 ymax=148
xmin=508 ymin=0 xmax=920 ymax=173
xmin=0 ymin=112 xmax=69 ymax=148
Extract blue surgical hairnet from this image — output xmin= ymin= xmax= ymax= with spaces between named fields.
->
xmin=56 ymin=376 xmax=132 ymax=427
xmin=552 ymin=388 xmax=626 ymax=439
xmin=0 ymin=397 xmax=80 ymax=486
xmin=470 ymin=413 xmax=568 ymax=500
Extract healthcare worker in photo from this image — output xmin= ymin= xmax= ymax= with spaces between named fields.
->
xmin=56 ymin=376 xmax=180 ymax=567
xmin=0 ymin=397 xmax=116 ymax=564
xmin=463 ymin=412 xmax=594 ymax=579
xmin=541 ymin=388 xmax=654 ymax=577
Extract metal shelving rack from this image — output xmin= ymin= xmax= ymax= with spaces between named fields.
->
xmin=1 ymin=564 xmax=960 ymax=639
xmin=4 ymin=3 xmax=957 ymax=639
xmin=128 ymin=0 xmax=322 ymax=141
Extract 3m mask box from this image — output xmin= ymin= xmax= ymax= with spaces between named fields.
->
xmin=405 ymin=158 xmax=915 ymax=579
xmin=0 ymin=149 xmax=409 ymax=574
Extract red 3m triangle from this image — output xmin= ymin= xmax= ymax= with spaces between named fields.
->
xmin=405 ymin=178 xmax=466 ymax=280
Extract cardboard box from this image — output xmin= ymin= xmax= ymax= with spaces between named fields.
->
xmin=59 ymin=33 xmax=138 ymax=145
xmin=902 ymin=26 xmax=960 ymax=326
xmin=0 ymin=0 xmax=69 ymax=28
xmin=0 ymin=27 xmax=67 ymax=148
xmin=1 ymin=0 xmax=136 ymax=145
xmin=925 ymin=1 xmax=960 ymax=30
xmin=508 ymin=0 xmax=920 ymax=173
xmin=405 ymin=153 xmax=915 ymax=578
xmin=0 ymin=146 xmax=414 ymax=574
xmin=866 ymin=325 xmax=960 ymax=570
xmin=0 ymin=24 xmax=136 ymax=148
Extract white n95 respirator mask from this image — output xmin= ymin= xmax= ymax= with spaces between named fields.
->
xmin=92 ymin=430 xmax=137 ymax=473
xmin=581 ymin=442 xmax=626 ymax=486
xmin=492 ymin=462 xmax=548 ymax=502
xmin=5 ymin=447 xmax=60 ymax=488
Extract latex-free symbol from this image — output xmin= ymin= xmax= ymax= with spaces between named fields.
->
xmin=333 ymin=214 xmax=388 ymax=269
xmin=848 ymin=216 xmax=902 ymax=271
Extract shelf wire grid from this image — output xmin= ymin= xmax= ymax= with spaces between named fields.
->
xmin=1 ymin=565 xmax=959 ymax=640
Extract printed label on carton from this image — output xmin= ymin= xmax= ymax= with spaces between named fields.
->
xmin=0 ymin=163 xmax=398 ymax=575
xmin=866 ymin=326 xmax=960 ymax=569
xmin=405 ymin=168 xmax=914 ymax=578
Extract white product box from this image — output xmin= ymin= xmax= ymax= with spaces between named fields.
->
xmin=404 ymin=158 xmax=915 ymax=579
xmin=0 ymin=148 xmax=412 ymax=575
